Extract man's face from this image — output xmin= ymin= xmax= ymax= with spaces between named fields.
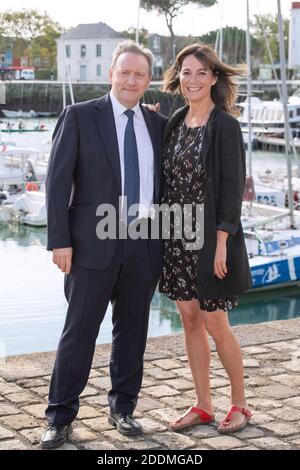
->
xmin=110 ymin=52 xmax=151 ymax=108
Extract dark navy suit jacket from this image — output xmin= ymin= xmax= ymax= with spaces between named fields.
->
xmin=46 ymin=93 xmax=167 ymax=271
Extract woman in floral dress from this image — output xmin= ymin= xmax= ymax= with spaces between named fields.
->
xmin=159 ymin=44 xmax=252 ymax=434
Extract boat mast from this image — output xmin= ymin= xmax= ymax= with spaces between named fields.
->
xmin=246 ymin=0 xmax=253 ymax=213
xmin=219 ymin=0 xmax=224 ymax=60
xmin=215 ymin=0 xmax=224 ymax=59
xmin=219 ymin=26 xmax=223 ymax=60
xmin=214 ymin=29 xmax=219 ymax=52
xmin=136 ymin=0 xmax=141 ymax=44
xmin=61 ymin=28 xmax=66 ymax=109
xmin=257 ymin=2 xmax=300 ymax=174
xmin=277 ymin=0 xmax=295 ymax=228
xmin=66 ymin=65 xmax=75 ymax=105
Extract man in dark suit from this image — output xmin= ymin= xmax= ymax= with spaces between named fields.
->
xmin=41 ymin=41 xmax=167 ymax=449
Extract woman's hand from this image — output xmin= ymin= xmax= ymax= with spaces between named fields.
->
xmin=214 ymin=230 xmax=228 ymax=279
xmin=142 ymin=102 xmax=160 ymax=112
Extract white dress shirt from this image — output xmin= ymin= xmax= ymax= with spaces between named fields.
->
xmin=110 ymin=90 xmax=154 ymax=220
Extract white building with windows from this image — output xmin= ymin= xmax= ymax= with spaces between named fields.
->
xmin=56 ymin=22 xmax=124 ymax=82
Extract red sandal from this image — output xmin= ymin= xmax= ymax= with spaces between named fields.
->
xmin=170 ymin=406 xmax=215 ymax=432
xmin=218 ymin=405 xmax=252 ymax=434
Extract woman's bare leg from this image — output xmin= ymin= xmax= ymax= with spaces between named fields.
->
xmin=172 ymin=299 xmax=214 ymax=426
xmin=204 ymin=309 xmax=248 ymax=430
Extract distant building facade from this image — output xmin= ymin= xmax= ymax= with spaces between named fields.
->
xmin=56 ymin=22 xmax=124 ymax=82
xmin=0 ymin=45 xmax=13 ymax=68
xmin=0 ymin=37 xmax=13 ymax=79
xmin=148 ymin=34 xmax=166 ymax=79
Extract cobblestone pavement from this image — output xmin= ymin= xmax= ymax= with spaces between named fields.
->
xmin=0 ymin=318 xmax=300 ymax=450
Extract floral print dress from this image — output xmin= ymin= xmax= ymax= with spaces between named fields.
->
xmin=159 ymin=118 xmax=238 ymax=312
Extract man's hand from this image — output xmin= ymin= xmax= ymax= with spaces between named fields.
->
xmin=53 ymin=247 xmax=73 ymax=274
xmin=142 ymin=102 xmax=160 ymax=112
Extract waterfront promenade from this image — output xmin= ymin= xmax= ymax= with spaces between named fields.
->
xmin=0 ymin=318 xmax=300 ymax=450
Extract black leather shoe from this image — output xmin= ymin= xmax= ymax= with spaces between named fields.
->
xmin=40 ymin=424 xmax=72 ymax=449
xmin=108 ymin=413 xmax=143 ymax=436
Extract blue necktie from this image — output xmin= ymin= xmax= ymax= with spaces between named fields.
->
xmin=123 ymin=109 xmax=140 ymax=223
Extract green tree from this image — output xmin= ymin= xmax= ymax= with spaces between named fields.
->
xmin=141 ymin=0 xmax=217 ymax=59
xmin=251 ymin=13 xmax=289 ymax=64
xmin=199 ymin=27 xmax=256 ymax=65
xmin=122 ymin=26 xmax=148 ymax=46
xmin=0 ymin=9 xmax=62 ymax=39
xmin=0 ymin=9 xmax=63 ymax=68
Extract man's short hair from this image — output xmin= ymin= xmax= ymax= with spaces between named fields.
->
xmin=111 ymin=40 xmax=154 ymax=76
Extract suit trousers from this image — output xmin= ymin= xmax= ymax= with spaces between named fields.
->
xmin=45 ymin=237 xmax=158 ymax=425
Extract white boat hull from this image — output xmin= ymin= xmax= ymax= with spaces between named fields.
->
xmin=2 ymin=109 xmax=37 ymax=118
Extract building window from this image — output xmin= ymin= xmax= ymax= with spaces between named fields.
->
xmin=96 ymin=44 xmax=102 ymax=57
xmin=81 ymin=45 xmax=86 ymax=57
xmin=96 ymin=64 xmax=101 ymax=77
xmin=65 ymin=45 xmax=71 ymax=58
xmin=297 ymin=108 xmax=300 ymax=116
xmin=80 ymin=65 xmax=87 ymax=81
xmin=152 ymin=35 xmax=161 ymax=53
xmin=289 ymin=110 xmax=294 ymax=119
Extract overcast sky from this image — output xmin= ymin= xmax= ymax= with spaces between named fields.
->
xmin=0 ymin=0 xmax=291 ymax=35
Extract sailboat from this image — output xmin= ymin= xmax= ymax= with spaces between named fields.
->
xmin=242 ymin=0 xmax=300 ymax=291
xmin=2 ymin=109 xmax=37 ymax=118
xmin=245 ymin=219 xmax=300 ymax=291
xmin=238 ymin=94 xmax=300 ymax=148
